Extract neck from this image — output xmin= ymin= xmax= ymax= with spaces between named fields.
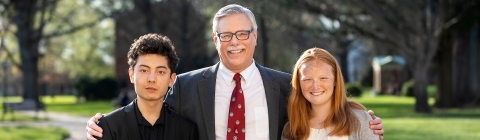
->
xmin=137 ymin=97 xmax=163 ymax=125
xmin=221 ymin=59 xmax=253 ymax=73
xmin=309 ymin=102 xmax=332 ymax=129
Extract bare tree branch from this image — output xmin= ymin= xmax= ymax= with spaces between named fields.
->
xmin=437 ymin=1 xmax=478 ymax=37
xmin=0 ymin=37 xmax=22 ymax=69
xmin=43 ymin=14 xmax=108 ymax=39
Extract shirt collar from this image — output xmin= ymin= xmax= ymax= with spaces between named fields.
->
xmin=218 ymin=60 xmax=257 ymax=87
xmin=134 ymin=100 xmax=165 ymax=126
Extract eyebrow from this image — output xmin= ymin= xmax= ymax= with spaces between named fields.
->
xmin=138 ymin=64 xmax=168 ymax=69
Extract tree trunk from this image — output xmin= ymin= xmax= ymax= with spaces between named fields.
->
xmin=413 ymin=52 xmax=432 ymax=113
xmin=258 ymin=16 xmax=269 ymax=67
xmin=17 ymin=31 xmax=40 ymax=102
xmin=435 ymin=31 xmax=455 ymax=108
xmin=12 ymin=0 xmax=41 ymax=103
xmin=453 ymin=26 xmax=474 ymax=106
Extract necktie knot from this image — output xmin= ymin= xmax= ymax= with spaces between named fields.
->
xmin=233 ymin=73 xmax=241 ymax=84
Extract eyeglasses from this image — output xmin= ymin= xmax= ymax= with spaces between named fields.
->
xmin=216 ymin=29 xmax=253 ymax=42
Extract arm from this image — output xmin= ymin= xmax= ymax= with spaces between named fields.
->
xmin=354 ymin=110 xmax=380 ymax=140
xmin=368 ymin=110 xmax=385 ymax=140
xmin=86 ymin=113 xmax=104 ymax=140
xmin=95 ymin=116 xmax=113 ymax=140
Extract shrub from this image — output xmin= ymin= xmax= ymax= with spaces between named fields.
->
xmin=401 ymin=80 xmax=415 ymax=97
xmin=75 ymin=76 xmax=118 ymax=101
xmin=346 ymin=83 xmax=363 ymax=97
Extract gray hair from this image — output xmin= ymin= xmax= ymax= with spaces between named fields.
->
xmin=212 ymin=4 xmax=258 ymax=33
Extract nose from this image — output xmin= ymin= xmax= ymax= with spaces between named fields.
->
xmin=147 ymin=72 xmax=156 ymax=83
xmin=230 ymin=35 xmax=239 ymax=45
xmin=312 ymin=80 xmax=320 ymax=90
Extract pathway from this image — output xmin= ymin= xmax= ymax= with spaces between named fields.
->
xmin=0 ymin=111 xmax=90 ymax=140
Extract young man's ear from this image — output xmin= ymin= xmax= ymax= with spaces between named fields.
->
xmin=128 ymin=68 xmax=134 ymax=84
xmin=169 ymin=73 xmax=177 ymax=87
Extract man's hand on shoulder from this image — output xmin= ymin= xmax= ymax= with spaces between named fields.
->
xmin=86 ymin=113 xmax=104 ymax=140
xmin=368 ymin=110 xmax=384 ymax=140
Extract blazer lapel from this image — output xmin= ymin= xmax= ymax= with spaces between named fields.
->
xmin=123 ymin=99 xmax=142 ymax=140
xmin=198 ymin=63 xmax=219 ymax=140
xmin=256 ymin=63 xmax=281 ymax=140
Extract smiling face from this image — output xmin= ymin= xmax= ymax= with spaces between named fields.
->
xmin=299 ymin=59 xmax=335 ymax=107
xmin=213 ymin=14 xmax=257 ymax=73
xmin=129 ymin=54 xmax=176 ymax=101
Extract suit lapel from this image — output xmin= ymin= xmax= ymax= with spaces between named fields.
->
xmin=198 ymin=63 xmax=219 ymax=140
xmin=123 ymin=100 xmax=142 ymax=140
xmin=256 ymin=63 xmax=281 ymax=140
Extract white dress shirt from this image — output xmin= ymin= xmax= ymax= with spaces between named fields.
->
xmin=215 ymin=61 xmax=270 ymax=140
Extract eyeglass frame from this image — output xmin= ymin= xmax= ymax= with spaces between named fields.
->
xmin=215 ymin=29 xmax=254 ymax=42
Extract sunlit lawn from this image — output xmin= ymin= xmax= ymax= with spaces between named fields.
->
xmin=0 ymin=96 xmax=49 ymax=121
xmin=1 ymin=95 xmax=115 ymax=117
xmin=0 ymin=126 xmax=69 ymax=140
xmin=352 ymin=95 xmax=480 ymax=140
xmin=2 ymin=92 xmax=480 ymax=140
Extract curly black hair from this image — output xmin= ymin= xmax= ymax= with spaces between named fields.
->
xmin=127 ymin=34 xmax=179 ymax=74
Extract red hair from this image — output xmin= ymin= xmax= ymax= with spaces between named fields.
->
xmin=282 ymin=48 xmax=365 ymax=140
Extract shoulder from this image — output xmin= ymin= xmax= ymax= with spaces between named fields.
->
xmin=102 ymin=107 xmax=126 ymax=120
xmin=97 ymin=107 xmax=126 ymax=129
xmin=350 ymin=109 xmax=380 ymax=140
xmin=178 ymin=65 xmax=215 ymax=79
xmin=258 ymin=65 xmax=291 ymax=77
xmin=256 ymin=64 xmax=292 ymax=84
xmin=351 ymin=109 xmax=372 ymax=122
xmin=165 ymin=104 xmax=197 ymax=127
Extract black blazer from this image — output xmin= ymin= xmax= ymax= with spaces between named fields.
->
xmin=166 ymin=62 xmax=292 ymax=140
xmin=96 ymin=99 xmax=199 ymax=140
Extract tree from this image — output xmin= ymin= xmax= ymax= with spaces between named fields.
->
xmin=285 ymin=0 xmax=477 ymax=113
xmin=435 ymin=3 xmax=480 ymax=108
xmin=1 ymin=0 xmax=106 ymax=103
xmin=113 ymin=0 xmax=210 ymax=89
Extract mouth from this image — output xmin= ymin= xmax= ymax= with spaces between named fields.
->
xmin=227 ymin=45 xmax=246 ymax=54
xmin=146 ymin=87 xmax=158 ymax=92
xmin=310 ymin=91 xmax=324 ymax=96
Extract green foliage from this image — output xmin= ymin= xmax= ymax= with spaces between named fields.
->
xmin=427 ymin=85 xmax=437 ymax=98
xmin=346 ymin=83 xmax=363 ymax=97
xmin=45 ymin=18 xmax=115 ymax=79
xmin=401 ymin=79 xmax=415 ymax=97
xmin=75 ymin=76 xmax=118 ymax=101
xmin=400 ymin=80 xmax=437 ymax=97
xmin=38 ymin=0 xmax=116 ymax=80
xmin=0 ymin=126 xmax=69 ymax=140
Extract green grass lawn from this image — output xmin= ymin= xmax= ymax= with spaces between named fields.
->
xmin=352 ymin=95 xmax=480 ymax=140
xmin=1 ymin=95 xmax=115 ymax=117
xmin=0 ymin=96 xmax=49 ymax=121
xmin=0 ymin=126 xmax=69 ymax=140
xmin=2 ymin=93 xmax=480 ymax=140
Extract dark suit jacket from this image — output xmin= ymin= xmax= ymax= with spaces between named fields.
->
xmin=96 ymin=99 xmax=199 ymax=140
xmin=165 ymin=62 xmax=292 ymax=140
